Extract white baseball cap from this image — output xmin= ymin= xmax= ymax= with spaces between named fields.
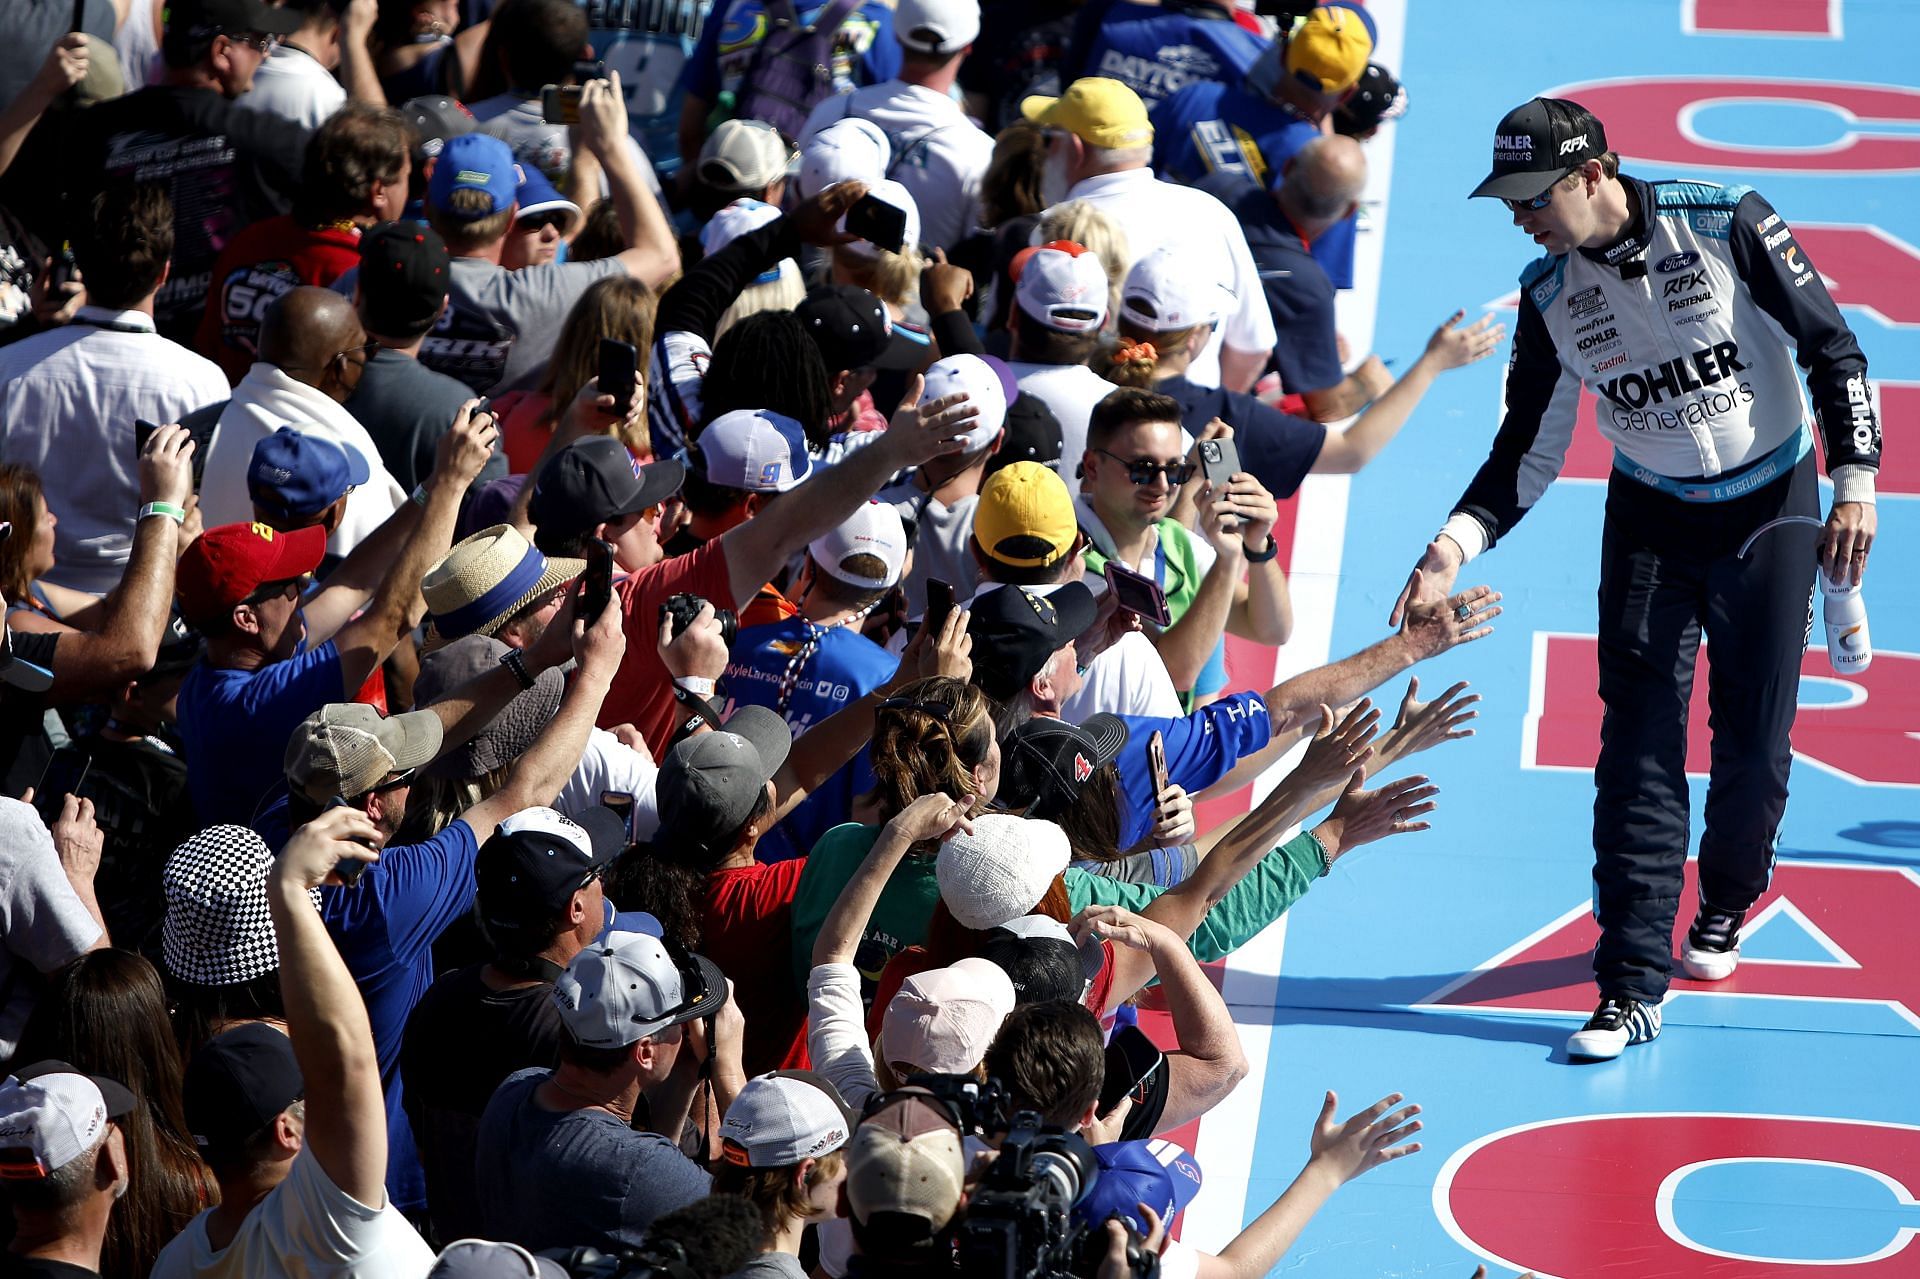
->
xmin=1015 ymin=241 xmax=1108 ymax=333
xmin=935 ymin=814 xmax=1072 ymax=931
xmin=1120 ymin=245 xmax=1230 ymax=333
xmin=698 ymin=408 xmax=813 ymax=493
xmin=894 ymin=0 xmax=980 ymax=55
xmin=0 ymin=1065 xmax=135 ymax=1181
xmin=919 ymin=352 xmax=1010 ymax=453
xmin=879 ymin=957 xmax=1016 ymax=1074
xmin=810 ymin=501 xmax=908 ymax=590
xmin=836 ymin=178 xmax=922 ymax=260
xmin=799 ymin=119 xmax=891 ymax=200
xmin=551 ymin=931 xmax=727 ymax=1048
xmin=720 ymin=1071 xmax=857 ymax=1168
xmin=700 ymin=197 xmax=783 ymax=258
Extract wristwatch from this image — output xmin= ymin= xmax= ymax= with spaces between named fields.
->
xmin=500 ymin=649 xmax=537 ymax=690
xmin=1244 ymin=535 xmax=1279 ymax=564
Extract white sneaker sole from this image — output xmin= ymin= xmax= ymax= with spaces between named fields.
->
xmin=1681 ymin=945 xmax=1740 ymax=981
xmin=1566 ymin=1026 xmax=1629 ymax=1060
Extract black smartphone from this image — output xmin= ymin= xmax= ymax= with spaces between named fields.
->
xmin=1098 ymin=1024 xmax=1165 ymax=1118
xmin=598 ymin=338 xmax=638 ymax=415
xmin=845 ymin=192 xmax=908 ymax=254
xmin=600 ymin=789 xmax=635 ymax=838
xmin=1105 ymin=562 xmax=1171 ymax=628
xmin=321 ymin=794 xmax=377 ymax=885
xmin=541 ymin=84 xmax=583 ymax=125
xmin=1147 ymin=730 xmax=1169 ymax=800
xmin=924 ymin=578 xmax=955 ymax=634
xmin=31 ymin=754 xmax=92 ymax=826
xmin=70 ymin=0 xmax=85 ymax=32
xmin=134 ymin=418 xmax=160 ymax=456
xmin=572 ymin=58 xmax=607 ymax=82
xmin=580 ymin=537 xmax=614 ymax=623
xmin=1198 ymin=436 xmax=1241 ymax=492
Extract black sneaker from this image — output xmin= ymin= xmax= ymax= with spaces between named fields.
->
xmin=1566 ymin=996 xmax=1661 ymax=1060
xmin=1681 ymin=902 xmax=1748 ymax=981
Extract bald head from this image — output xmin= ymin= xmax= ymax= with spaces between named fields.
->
xmin=258 ymin=286 xmax=365 ymax=381
xmin=1281 ymin=135 xmax=1368 ymax=228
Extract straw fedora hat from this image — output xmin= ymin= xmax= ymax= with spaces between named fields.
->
xmin=422 ymin=524 xmax=584 ymax=642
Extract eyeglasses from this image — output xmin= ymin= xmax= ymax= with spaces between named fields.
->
xmin=241 ymin=575 xmax=308 ymax=607
xmin=370 ymin=768 xmax=416 ymax=795
xmin=1503 ymin=168 xmax=1577 ymax=213
xmin=1093 ymin=448 xmax=1195 ymax=487
xmin=877 ymin=696 xmax=952 ymax=722
xmin=517 ymin=211 xmax=572 ymax=234
xmin=333 ymin=339 xmax=379 ymax=367
xmin=231 ymin=30 xmax=278 ymax=51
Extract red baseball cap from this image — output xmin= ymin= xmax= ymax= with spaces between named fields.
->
xmin=176 ymin=522 xmax=326 ymax=627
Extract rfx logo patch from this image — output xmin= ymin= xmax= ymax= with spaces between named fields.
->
xmin=1558 ymin=134 xmax=1589 ymax=156
xmin=1568 ymin=286 xmax=1607 ymax=319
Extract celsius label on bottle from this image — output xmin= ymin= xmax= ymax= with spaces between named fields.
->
xmin=1820 ymin=575 xmax=1872 ymax=674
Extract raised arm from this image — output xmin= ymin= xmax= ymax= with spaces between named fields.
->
xmin=337 ymin=0 xmax=387 ymax=106
xmin=577 ymin=74 xmax=680 ymax=288
xmin=0 ymin=35 xmax=86 ymax=177
xmin=332 ymin=403 xmax=497 ymax=693
xmin=1311 ymin=312 xmax=1504 ymax=474
xmin=268 ymin=807 xmax=389 ymax=1207
xmin=812 ymin=794 xmax=971 ymax=968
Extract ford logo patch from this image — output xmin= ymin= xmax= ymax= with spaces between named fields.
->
xmin=1656 ymin=251 xmax=1700 ymax=273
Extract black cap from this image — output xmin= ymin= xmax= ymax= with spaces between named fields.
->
xmin=999 ymin=713 xmax=1130 ymax=818
xmin=965 ymin=582 xmax=1097 ymax=705
xmin=1333 ymin=63 xmax=1406 ymax=138
xmin=359 ymin=222 xmax=451 ymax=336
xmin=982 ymin=392 xmax=1064 ymax=485
xmin=979 ymin=932 xmax=1084 ymax=1003
xmin=529 ymin=437 xmax=685 ymax=543
xmin=796 ymin=284 xmax=923 ymax=373
xmin=475 ymin=806 xmax=626 ymax=932
xmin=162 ymin=0 xmax=302 ymax=45
xmin=400 ymin=94 xmax=476 ymax=161
xmin=1469 ymin=97 xmax=1608 ymax=201
xmin=183 ymin=1023 xmax=304 ymax=1159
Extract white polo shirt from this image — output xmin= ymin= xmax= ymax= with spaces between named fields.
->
xmin=1050 ymin=168 xmax=1277 ymax=389
xmin=234 ymin=43 xmax=346 ymax=131
xmin=799 ymin=81 xmax=996 ymax=252
xmin=1007 ymin=360 xmax=1118 ymax=478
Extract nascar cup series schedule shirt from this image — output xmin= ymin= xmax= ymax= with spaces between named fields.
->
xmin=1443 ymin=176 xmax=1882 ymax=557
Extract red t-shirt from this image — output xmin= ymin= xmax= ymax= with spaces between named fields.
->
xmin=601 ymin=537 xmax=735 ymax=751
xmin=495 ymin=389 xmax=555 ymax=475
xmin=196 ymin=217 xmax=364 ymax=383
xmin=704 ymin=859 xmax=810 ymax=1076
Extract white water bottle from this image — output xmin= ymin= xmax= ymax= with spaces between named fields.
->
xmin=1821 ymin=574 xmax=1872 ymax=673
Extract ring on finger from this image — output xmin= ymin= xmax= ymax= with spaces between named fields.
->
xmin=1453 ymin=603 xmax=1472 ymax=622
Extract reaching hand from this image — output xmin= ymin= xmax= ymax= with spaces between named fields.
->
xmin=50 ymin=795 xmax=104 ymax=887
xmin=137 ymin=422 xmax=195 ymax=510
xmin=342 ymin=0 xmax=377 ymax=37
xmin=433 ymin=399 xmax=501 ymax=488
xmin=884 ymin=375 xmax=978 ymax=469
xmin=1421 ymin=309 xmax=1505 ymax=371
xmin=1307 ymin=1091 xmax=1423 ymax=1184
xmin=1401 ymin=585 xmax=1501 ymax=661
xmin=1290 ymin=700 xmax=1380 ymax=798
xmin=921 ymin=247 xmax=975 ymax=315
xmin=574 ymin=577 xmax=628 ymax=681
xmin=1388 ymin=538 xmax=1464 ymax=628
xmin=276 ymin=806 xmax=381 ymax=891
xmin=1377 ymin=676 xmax=1479 ymax=766
xmin=656 ymin=598 xmax=729 ymax=682
xmin=887 ymin=792 xmax=972 ymax=845
xmin=1076 ymin=903 xmax=1170 ymax=954
xmin=576 ymin=73 xmax=629 ymax=161
xmin=1316 ymin=768 xmax=1439 ymax=862
xmin=790 ymin=180 xmax=867 ymax=247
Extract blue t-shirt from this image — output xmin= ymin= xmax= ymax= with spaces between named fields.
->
xmin=177 ymin=640 xmax=346 ymax=827
xmin=1150 ymin=81 xmax=1357 ymax=291
xmin=1069 ymin=0 xmax=1265 ymax=106
xmin=726 ymin=619 xmax=898 ymax=736
xmin=1158 ymin=374 xmax=1326 ymax=499
xmin=1116 ymin=690 xmax=1272 ymax=850
xmin=320 ymin=818 xmax=481 ymax=1215
xmin=1196 ymin=174 xmax=1345 ymax=399
xmin=677 ymin=0 xmax=898 ymax=107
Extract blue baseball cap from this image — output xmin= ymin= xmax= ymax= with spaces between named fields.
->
xmin=696 ymin=409 xmax=812 ymax=493
xmin=248 ymin=427 xmax=371 ymax=521
xmin=429 ymin=133 xmax=520 ymax=220
xmin=1073 ymin=1140 xmax=1202 ymax=1236
xmin=514 ymin=165 xmax=583 ymax=235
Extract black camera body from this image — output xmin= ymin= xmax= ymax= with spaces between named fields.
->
xmin=659 ymin=592 xmax=739 ymax=649
xmin=958 ymin=1115 xmax=1120 ymax=1279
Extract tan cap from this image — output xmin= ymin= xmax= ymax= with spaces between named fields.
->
xmin=284 ymin=703 xmax=444 ymax=802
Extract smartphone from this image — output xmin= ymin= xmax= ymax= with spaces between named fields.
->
xmin=598 ymin=338 xmax=638 ymax=415
xmin=31 ymin=754 xmax=92 ymax=826
xmin=134 ymin=418 xmax=160 ymax=456
xmin=1198 ymin=436 xmax=1241 ymax=492
xmin=845 ymin=192 xmax=909 ymax=254
xmin=1105 ymin=562 xmax=1171 ymax=628
xmin=1147 ymin=730 xmax=1169 ymax=801
xmin=541 ymin=84 xmax=583 ymax=125
xmin=1098 ymin=1024 xmax=1165 ymax=1118
xmin=580 ymin=537 xmax=614 ymax=623
xmin=70 ymin=0 xmax=85 ymax=32
xmin=572 ymin=58 xmax=607 ymax=82
xmin=924 ymin=578 xmax=955 ymax=634
xmin=322 ymin=795 xmax=376 ymax=885
xmin=600 ymin=790 xmax=635 ymax=839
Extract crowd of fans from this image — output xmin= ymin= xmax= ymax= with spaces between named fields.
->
xmin=0 ymin=0 xmax=1525 ymax=1274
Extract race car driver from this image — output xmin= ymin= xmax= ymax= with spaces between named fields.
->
xmin=1389 ymin=97 xmax=1881 ymax=1061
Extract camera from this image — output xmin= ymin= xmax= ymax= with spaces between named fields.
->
xmin=659 ymin=593 xmax=739 ymax=649
xmin=959 ymin=1115 xmax=1112 ymax=1279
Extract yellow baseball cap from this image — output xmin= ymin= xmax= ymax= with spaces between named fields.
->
xmin=974 ymin=462 xmax=1079 ymax=569
xmin=1021 ymin=78 xmax=1153 ymax=151
xmin=1284 ymin=6 xmax=1372 ymax=94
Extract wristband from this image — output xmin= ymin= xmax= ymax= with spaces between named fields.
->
xmin=674 ymin=676 xmax=716 ymax=697
xmin=500 ymin=649 xmax=537 ymax=690
xmin=1305 ymin=829 xmax=1334 ymax=878
xmin=410 ymin=483 xmax=431 ymax=508
xmin=138 ymin=501 xmax=187 ymax=525
xmin=1244 ymin=535 xmax=1278 ymax=564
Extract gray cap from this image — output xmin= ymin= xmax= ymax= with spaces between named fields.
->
xmin=284 ymin=703 xmax=444 ymax=802
xmin=429 ymin=1240 xmax=568 ymax=1279
xmin=655 ymin=705 xmax=792 ymax=853
xmin=413 ymin=635 xmax=563 ymax=779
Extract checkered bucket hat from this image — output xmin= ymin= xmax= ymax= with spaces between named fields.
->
xmin=162 ymin=826 xmax=318 ymax=987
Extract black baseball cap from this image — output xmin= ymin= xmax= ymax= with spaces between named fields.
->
xmin=529 ymin=437 xmax=685 ymax=544
xmin=965 ymin=582 xmax=1097 ymax=705
xmin=182 ymin=1023 xmax=305 ymax=1159
xmin=1333 ymin=63 xmax=1406 ymax=138
xmin=982 ymin=392 xmax=1064 ymax=484
xmin=1469 ymin=97 xmax=1608 ymax=201
xmin=163 ymin=0 xmax=302 ymax=44
xmin=475 ymin=806 xmax=627 ymax=933
xmin=999 ymin=713 xmax=1130 ymax=819
xmin=359 ymin=222 xmax=451 ymax=335
xmin=400 ymin=95 xmax=476 ymax=162
xmin=796 ymin=284 xmax=923 ymax=374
